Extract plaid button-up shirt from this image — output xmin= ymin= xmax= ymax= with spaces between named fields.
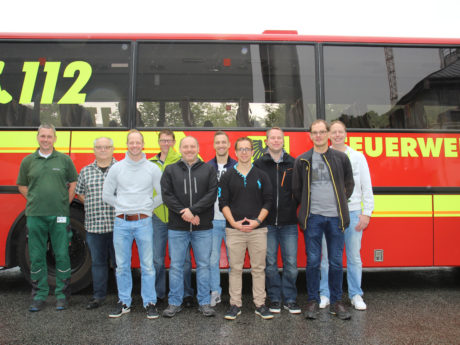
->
xmin=76 ymin=158 xmax=117 ymax=233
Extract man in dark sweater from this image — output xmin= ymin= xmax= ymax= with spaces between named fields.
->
xmin=160 ymin=136 xmax=218 ymax=318
xmin=219 ymin=137 xmax=273 ymax=320
xmin=254 ymin=127 xmax=300 ymax=315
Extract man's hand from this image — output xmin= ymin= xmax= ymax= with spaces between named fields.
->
xmin=233 ymin=217 xmax=257 ymax=232
xmin=191 ymin=215 xmax=200 ymax=226
xmin=180 ymin=208 xmax=195 ymax=223
xmin=355 ymin=215 xmax=371 ymax=231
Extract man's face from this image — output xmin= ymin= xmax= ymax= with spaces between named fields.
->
xmin=235 ymin=140 xmax=253 ymax=164
xmin=158 ymin=134 xmax=175 ymax=153
xmin=329 ymin=123 xmax=347 ymax=146
xmin=266 ymin=129 xmax=284 ymax=154
xmin=37 ymin=128 xmax=56 ymax=153
xmin=310 ymin=122 xmax=329 ymax=149
xmin=213 ymin=134 xmax=230 ymax=157
xmin=127 ymin=132 xmax=144 ymax=158
xmin=180 ymin=137 xmax=199 ymax=164
xmin=94 ymin=138 xmax=114 ymax=161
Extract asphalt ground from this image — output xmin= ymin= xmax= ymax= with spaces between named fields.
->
xmin=0 ymin=267 xmax=459 ymax=345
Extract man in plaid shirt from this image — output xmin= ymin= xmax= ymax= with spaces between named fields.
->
xmin=76 ymin=137 xmax=117 ymax=310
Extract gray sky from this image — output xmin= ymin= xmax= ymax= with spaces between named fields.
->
xmin=2 ymin=0 xmax=460 ymax=38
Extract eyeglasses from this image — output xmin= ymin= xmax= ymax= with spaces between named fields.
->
xmin=159 ymin=139 xmax=174 ymax=143
xmin=311 ymin=130 xmax=328 ymax=136
xmin=237 ymin=147 xmax=253 ymax=153
xmin=94 ymin=145 xmax=113 ymax=151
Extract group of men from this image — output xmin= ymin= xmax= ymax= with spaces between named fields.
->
xmin=17 ymin=119 xmax=373 ymax=321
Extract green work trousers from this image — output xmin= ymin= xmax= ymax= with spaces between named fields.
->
xmin=26 ymin=216 xmax=72 ymax=300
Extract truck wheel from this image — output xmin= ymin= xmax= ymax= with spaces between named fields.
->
xmin=16 ymin=206 xmax=92 ymax=293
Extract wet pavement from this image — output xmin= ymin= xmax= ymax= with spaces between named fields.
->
xmin=0 ymin=267 xmax=459 ymax=344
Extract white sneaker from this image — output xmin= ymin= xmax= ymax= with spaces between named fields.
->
xmin=351 ymin=295 xmax=367 ymax=310
xmin=319 ymin=295 xmax=330 ymax=309
xmin=210 ymin=291 xmax=221 ymax=307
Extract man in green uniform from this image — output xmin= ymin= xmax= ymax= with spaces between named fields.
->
xmin=17 ymin=124 xmax=78 ymax=312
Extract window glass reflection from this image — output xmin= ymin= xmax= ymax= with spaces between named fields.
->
xmin=324 ymin=45 xmax=460 ymax=129
xmin=136 ymin=43 xmax=316 ymax=128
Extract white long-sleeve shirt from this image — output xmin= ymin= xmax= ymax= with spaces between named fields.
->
xmin=345 ymin=145 xmax=374 ymax=217
xmin=103 ymin=152 xmax=162 ymax=215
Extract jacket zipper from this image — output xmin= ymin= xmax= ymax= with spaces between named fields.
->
xmin=300 ymin=158 xmax=311 ymax=230
xmin=187 ymin=166 xmax=193 ymax=232
xmin=275 ymin=163 xmax=279 ymax=225
xmin=322 ymin=155 xmax=345 ymax=231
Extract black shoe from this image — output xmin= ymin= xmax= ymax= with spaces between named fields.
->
xmin=86 ymin=298 xmax=103 ymax=310
xmin=284 ymin=301 xmax=301 ymax=314
xmin=182 ymin=296 xmax=195 ymax=308
xmin=304 ymin=300 xmax=319 ymax=319
xmin=269 ymin=301 xmax=281 ymax=313
xmin=224 ymin=305 xmax=241 ymax=320
xmin=29 ymin=299 xmax=45 ymax=312
xmin=56 ymin=298 xmax=68 ymax=311
xmin=255 ymin=305 xmax=274 ymax=319
xmin=146 ymin=303 xmax=159 ymax=319
xmin=156 ymin=297 xmax=165 ymax=308
xmin=198 ymin=304 xmax=216 ymax=317
xmin=330 ymin=301 xmax=351 ymax=320
xmin=108 ymin=301 xmax=131 ymax=318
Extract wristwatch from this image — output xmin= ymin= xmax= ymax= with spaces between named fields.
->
xmin=255 ymin=218 xmax=262 ymax=225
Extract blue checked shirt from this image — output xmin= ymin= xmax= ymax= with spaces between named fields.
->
xmin=76 ymin=158 xmax=116 ymax=233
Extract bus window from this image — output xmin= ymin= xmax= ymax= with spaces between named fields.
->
xmin=0 ymin=42 xmax=131 ymax=128
xmin=324 ymin=45 xmax=460 ymax=129
xmin=135 ymin=43 xmax=316 ymax=128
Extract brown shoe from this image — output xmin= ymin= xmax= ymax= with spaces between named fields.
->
xmin=330 ymin=301 xmax=351 ymax=320
xmin=304 ymin=300 xmax=319 ymax=319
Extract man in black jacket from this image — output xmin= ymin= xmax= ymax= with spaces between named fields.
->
xmin=292 ymin=120 xmax=354 ymax=320
xmin=219 ymin=137 xmax=273 ymax=320
xmin=160 ymin=136 xmax=218 ymax=318
xmin=254 ymin=127 xmax=300 ymax=315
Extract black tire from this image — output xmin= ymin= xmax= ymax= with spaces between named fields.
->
xmin=16 ymin=206 xmax=92 ymax=293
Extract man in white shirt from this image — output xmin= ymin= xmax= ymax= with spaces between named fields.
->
xmin=319 ymin=120 xmax=374 ymax=311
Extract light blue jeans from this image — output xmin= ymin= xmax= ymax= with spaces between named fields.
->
xmin=113 ymin=216 xmax=156 ymax=307
xmin=168 ymin=229 xmax=212 ymax=306
xmin=320 ymin=210 xmax=363 ymax=299
xmin=210 ymin=220 xmax=227 ymax=294
xmin=265 ymin=224 xmax=298 ymax=303
xmin=152 ymin=214 xmax=193 ymax=300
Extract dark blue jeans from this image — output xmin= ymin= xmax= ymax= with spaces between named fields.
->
xmin=305 ymin=214 xmax=344 ymax=304
xmin=265 ymin=224 xmax=298 ymax=303
xmin=86 ymin=231 xmax=115 ymax=300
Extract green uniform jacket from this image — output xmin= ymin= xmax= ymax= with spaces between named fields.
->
xmin=17 ymin=149 xmax=78 ymax=217
xmin=150 ymin=147 xmax=181 ymax=223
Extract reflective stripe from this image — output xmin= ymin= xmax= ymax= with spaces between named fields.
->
xmin=70 ymin=131 xmax=187 ymax=154
xmin=372 ymin=195 xmax=432 ymax=217
xmin=0 ymin=131 xmax=71 ymax=153
xmin=434 ymin=195 xmax=460 ymax=217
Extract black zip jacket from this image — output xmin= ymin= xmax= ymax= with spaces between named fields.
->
xmin=292 ymin=148 xmax=354 ymax=231
xmin=218 ymin=165 xmax=273 ymax=229
xmin=254 ymin=151 xmax=298 ymax=226
xmin=161 ymin=159 xmax=217 ymax=231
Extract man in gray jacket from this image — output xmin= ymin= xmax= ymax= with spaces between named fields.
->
xmin=103 ymin=129 xmax=163 ymax=319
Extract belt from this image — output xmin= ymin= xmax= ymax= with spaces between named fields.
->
xmin=116 ymin=214 xmax=149 ymax=221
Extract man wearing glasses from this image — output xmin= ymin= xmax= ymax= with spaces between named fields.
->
xmin=150 ymin=129 xmax=194 ymax=308
xmin=292 ymin=120 xmax=354 ymax=320
xmin=219 ymin=137 xmax=273 ymax=320
xmin=76 ymin=137 xmax=116 ymax=310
